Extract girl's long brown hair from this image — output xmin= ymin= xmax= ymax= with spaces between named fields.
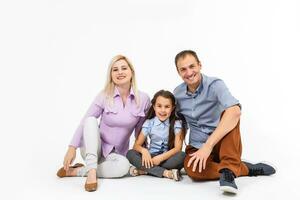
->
xmin=146 ymin=90 xmax=187 ymax=149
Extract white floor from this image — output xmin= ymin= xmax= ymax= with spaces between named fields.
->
xmin=2 ymin=131 xmax=298 ymax=200
xmin=6 ymin=163 xmax=296 ymax=200
xmin=1 ymin=1 xmax=300 ymax=199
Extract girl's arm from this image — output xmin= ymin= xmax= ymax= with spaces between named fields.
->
xmin=152 ymin=131 xmax=184 ymax=164
xmin=133 ymin=132 xmax=153 ymax=168
xmin=133 ymin=132 xmax=147 ymax=153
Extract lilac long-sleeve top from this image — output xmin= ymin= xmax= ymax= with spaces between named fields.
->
xmin=70 ymin=87 xmax=150 ymax=158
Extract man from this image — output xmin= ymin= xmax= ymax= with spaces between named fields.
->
xmin=173 ymin=50 xmax=275 ymax=194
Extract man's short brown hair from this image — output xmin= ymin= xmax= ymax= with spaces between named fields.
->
xmin=175 ymin=50 xmax=200 ymax=68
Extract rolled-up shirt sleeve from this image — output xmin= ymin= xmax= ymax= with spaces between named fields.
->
xmin=211 ymin=79 xmax=241 ymax=110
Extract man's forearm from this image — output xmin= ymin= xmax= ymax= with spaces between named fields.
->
xmin=205 ymin=105 xmax=241 ymax=148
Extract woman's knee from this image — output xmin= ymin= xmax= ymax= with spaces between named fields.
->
xmin=84 ymin=116 xmax=98 ymax=127
xmin=99 ymin=154 xmax=130 ymax=178
xmin=116 ymin=156 xmax=130 ymax=177
xmin=83 ymin=117 xmax=100 ymax=139
xmin=107 ymin=153 xmax=130 ymax=177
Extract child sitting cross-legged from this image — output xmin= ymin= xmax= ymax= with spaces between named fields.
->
xmin=126 ymin=90 xmax=187 ymax=181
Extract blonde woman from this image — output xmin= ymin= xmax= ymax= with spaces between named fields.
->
xmin=56 ymin=55 xmax=150 ymax=192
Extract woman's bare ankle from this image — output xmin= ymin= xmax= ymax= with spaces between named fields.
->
xmin=86 ymin=169 xmax=97 ymax=183
xmin=66 ymin=167 xmax=82 ymax=176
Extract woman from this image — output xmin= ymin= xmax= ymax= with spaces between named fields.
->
xmin=56 ymin=55 xmax=150 ymax=192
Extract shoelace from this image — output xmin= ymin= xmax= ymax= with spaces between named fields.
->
xmin=224 ymin=171 xmax=234 ymax=182
xmin=249 ymin=168 xmax=264 ymax=176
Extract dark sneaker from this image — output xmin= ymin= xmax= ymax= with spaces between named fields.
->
xmin=243 ymin=161 xmax=276 ymax=176
xmin=219 ymin=169 xmax=238 ymax=194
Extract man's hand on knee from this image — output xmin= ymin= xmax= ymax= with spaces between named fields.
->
xmin=187 ymin=144 xmax=212 ymax=172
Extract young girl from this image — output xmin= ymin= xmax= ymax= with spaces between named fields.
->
xmin=126 ymin=90 xmax=187 ymax=181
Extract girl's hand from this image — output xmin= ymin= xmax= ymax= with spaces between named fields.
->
xmin=152 ymin=155 xmax=163 ymax=166
xmin=141 ymin=148 xmax=153 ymax=168
xmin=63 ymin=146 xmax=76 ymax=171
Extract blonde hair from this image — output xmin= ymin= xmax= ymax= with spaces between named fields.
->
xmin=103 ymin=55 xmax=140 ymax=107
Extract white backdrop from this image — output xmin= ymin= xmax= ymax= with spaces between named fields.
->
xmin=0 ymin=0 xmax=299 ymax=199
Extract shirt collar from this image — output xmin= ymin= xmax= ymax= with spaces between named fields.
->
xmin=129 ymin=87 xmax=135 ymax=97
xmin=113 ymin=86 xmax=135 ymax=99
xmin=153 ymin=116 xmax=170 ymax=127
xmin=185 ymin=73 xmax=204 ymax=96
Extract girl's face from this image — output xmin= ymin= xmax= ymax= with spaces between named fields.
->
xmin=153 ymin=96 xmax=174 ymax=122
xmin=111 ymin=59 xmax=132 ymax=87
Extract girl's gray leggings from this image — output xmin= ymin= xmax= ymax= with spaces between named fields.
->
xmin=126 ymin=149 xmax=185 ymax=177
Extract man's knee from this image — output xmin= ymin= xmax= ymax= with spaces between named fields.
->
xmin=183 ymin=156 xmax=205 ymax=181
xmin=184 ymin=154 xmax=190 ymax=169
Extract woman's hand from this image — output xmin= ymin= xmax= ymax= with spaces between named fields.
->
xmin=141 ymin=148 xmax=153 ymax=168
xmin=63 ymin=146 xmax=76 ymax=171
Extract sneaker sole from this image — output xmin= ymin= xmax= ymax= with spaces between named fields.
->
xmin=220 ymin=186 xmax=238 ymax=194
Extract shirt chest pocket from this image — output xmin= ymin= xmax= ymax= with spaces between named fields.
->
xmin=130 ymin=109 xmax=146 ymax=118
xmin=104 ymin=106 xmax=118 ymax=115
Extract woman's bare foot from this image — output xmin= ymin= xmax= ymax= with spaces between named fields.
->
xmin=57 ymin=163 xmax=85 ymax=178
xmin=65 ymin=166 xmax=83 ymax=176
xmin=86 ymin=169 xmax=97 ymax=184
xmin=84 ymin=169 xmax=98 ymax=192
